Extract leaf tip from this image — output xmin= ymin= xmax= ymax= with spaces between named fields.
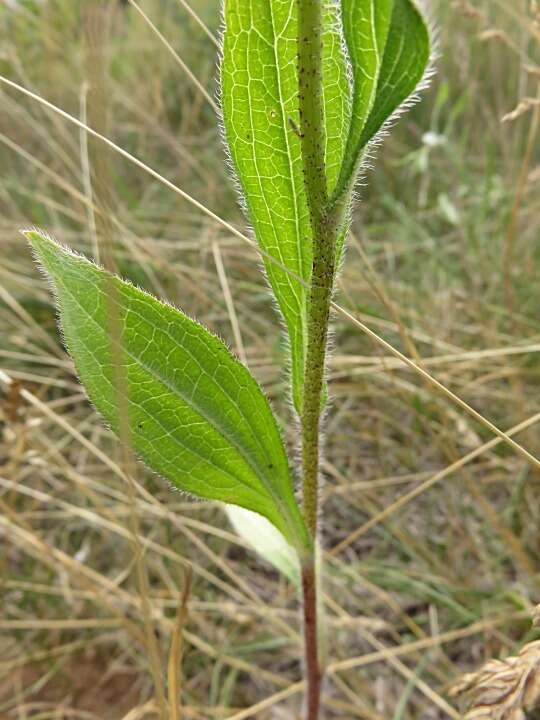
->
xmin=22 ymin=228 xmax=84 ymax=282
xmin=22 ymin=226 xmax=61 ymax=265
xmin=22 ymin=225 xmax=52 ymax=246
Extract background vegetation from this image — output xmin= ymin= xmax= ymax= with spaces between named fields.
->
xmin=1 ymin=0 xmax=539 ymax=717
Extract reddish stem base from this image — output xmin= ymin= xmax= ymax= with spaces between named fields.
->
xmin=302 ymin=563 xmax=321 ymax=720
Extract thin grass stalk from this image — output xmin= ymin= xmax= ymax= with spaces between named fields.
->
xmin=83 ymin=4 xmax=167 ymax=715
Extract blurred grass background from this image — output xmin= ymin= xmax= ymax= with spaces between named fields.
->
xmin=0 ymin=0 xmax=539 ymax=718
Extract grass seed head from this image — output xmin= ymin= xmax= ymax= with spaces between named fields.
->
xmin=451 ymin=639 xmax=540 ymax=719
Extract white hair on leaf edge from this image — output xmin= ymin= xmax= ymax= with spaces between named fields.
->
xmin=349 ymin=0 xmax=439 ymax=202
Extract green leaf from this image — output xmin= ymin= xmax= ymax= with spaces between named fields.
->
xmin=332 ymin=0 xmax=431 ymax=202
xmin=360 ymin=0 xmax=431 ymax=146
xmin=225 ymin=505 xmax=300 ymax=585
xmin=336 ymin=0 xmax=394 ymax=200
xmin=25 ymin=229 xmax=310 ymax=552
xmin=221 ymin=0 xmax=350 ymax=414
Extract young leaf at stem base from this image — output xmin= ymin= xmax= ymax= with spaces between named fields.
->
xmin=225 ymin=505 xmax=300 ymax=585
xmin=25 ymin=229 xmax=310 ymax=553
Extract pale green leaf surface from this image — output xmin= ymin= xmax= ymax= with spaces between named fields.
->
xmin=221 ymin=0 xmax=350 ymax=413
xmin=26 ymin=230 xmax=309 ymax=551
xmin=335 ymin=0 xmax=394 ymax=198
xmin=225 ymin=505 xmax=300 ymax=584
xmin=333 ymin=0 xmax=430 ymax=202
xmin=322 ymin=4 xmax=353 ymax=195
xmin=359 ymin=0 xmax=430 ymax=147
xmin=226 ymin=507 xmax=326 ymax=650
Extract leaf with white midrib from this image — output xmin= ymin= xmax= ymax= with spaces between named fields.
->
xmin=26 ymin=229 xmax=310 ymax=551
xmin=221 ymin=0 xmax=350 ymax=414
xmin=332 ymin=0 xmax=431 ymax=204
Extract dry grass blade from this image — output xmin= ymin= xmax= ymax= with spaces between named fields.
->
xmin=127 ymin=0 xmax=218 ymax=113
xmin=175 ymin=0 xmax=219 ymax=47
xmin=327 ymin=612 xmax=531 ymax=674
xmin=212 ymin=241 xmax=247 ymax=364
xmin=329 ymin=411 xmax=540 ymax=555
xmin=502 ymin=97 xmax=540 ymax=123
xmin=223 ymin=682 xmax=304 ymax=720
xmin=168 ymin=566 xmax=193 ymax=720
xmin=120 ymin=700 xmax=158 ymax=720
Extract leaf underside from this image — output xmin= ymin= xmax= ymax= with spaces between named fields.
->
xmin=226 ymin=505 xmax=300 ymax=584
xmin=334 ymin=0 xmax=431 ymax=202
xmin=26 ymin=230 xmax=309 ymax=551
xmin=221 ymin=0 xmax=350 ymax=414
xmin=221 ymin=0 xmax=430 ymax=410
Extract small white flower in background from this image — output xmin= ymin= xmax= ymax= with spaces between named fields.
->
xmin=422 ymin=131 xmax=446 ymax=148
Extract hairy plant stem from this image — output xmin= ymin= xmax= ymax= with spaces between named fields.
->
xmin=299 ymin=204 xmax=338 ymax=720
xmin=297 ymin=1 xmax=339 ymax=718
xmin=302 ymin=559 xmax=321 ymax=720
xmin=301 ymin=214 xmax=337 ymax=536
xmin=297 ymin=0 xmax=334 ymax=535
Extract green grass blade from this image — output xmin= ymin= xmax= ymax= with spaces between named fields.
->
xmin=220 ymin=0 xmax=350 ymax=414
xmin=332 ymin=0 xmax=430 ymax=203
xmin=25 ymin=229 xmax=310 ymax=552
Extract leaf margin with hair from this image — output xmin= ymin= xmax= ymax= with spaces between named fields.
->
xmin=25 ymin=229 xmax=310 ymax=552
xmin=332 ymin=0 xmax=431 ymax=203
xmin=220 ymin=0 xmax=350 ymax=414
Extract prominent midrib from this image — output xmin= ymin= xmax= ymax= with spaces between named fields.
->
xmin=89 ymin=360 xmax=271 ymax=505
xmin=237 ymin=1 xmax=308 ymax=405
xmin=266 ymin=0 xmax=309 ymax=355
xmin=57 ymin=269 xmax=296 ymax=520
xmin=359 ymin=4 xmax=412 ymax=146
xmin=334 ymin=0 xmax=386 ymax=200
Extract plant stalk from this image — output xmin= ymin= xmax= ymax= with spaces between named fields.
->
xmin=299 ymin=201 xmax=337 ymax=720
xmin=302 ymin=560 xmax=321 ymax=720
xmin=300 ymin=215 xmax=336 ymax=536
xmin=297 ymin=1 xmax=339 ymax=718
xmin=297 ymin=0 xmax=336 ymax=536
